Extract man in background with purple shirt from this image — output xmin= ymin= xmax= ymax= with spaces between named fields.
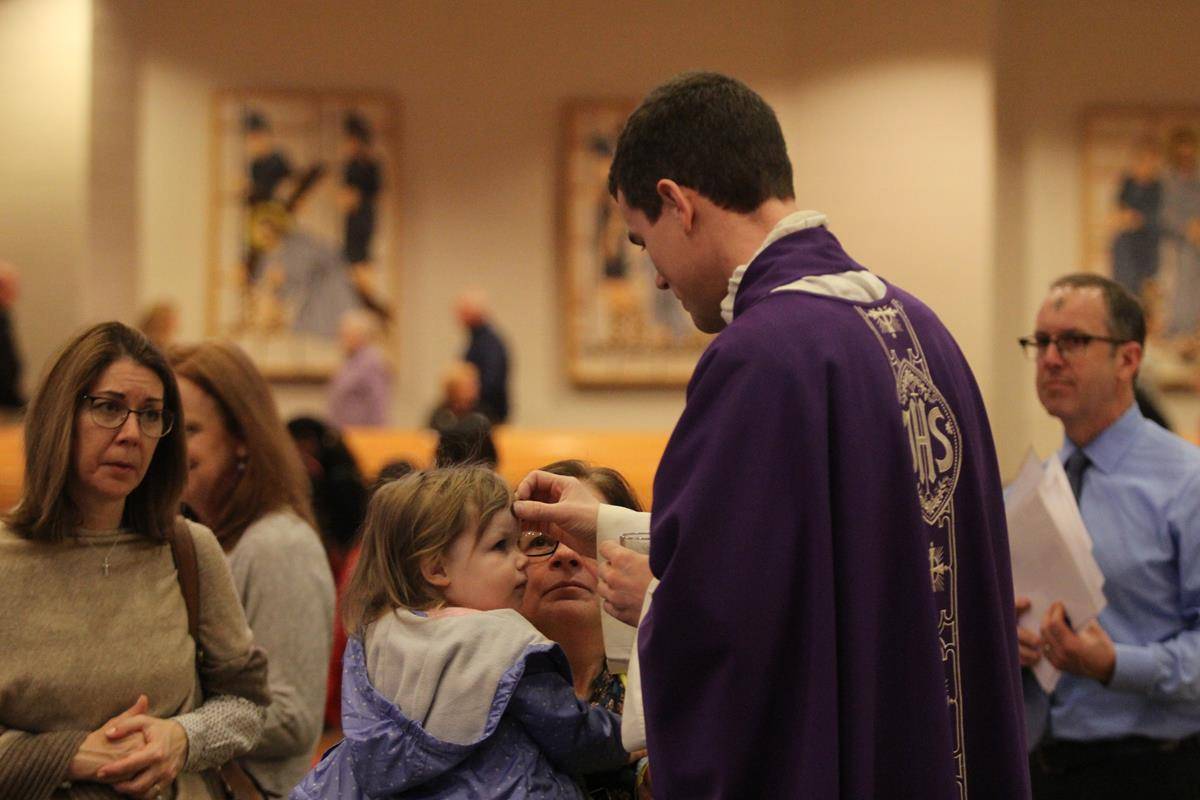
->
xmin=515 ymin=72 xmax=1028 ymax=798
xmin=328 ymin=309 xmax=390 ymax=428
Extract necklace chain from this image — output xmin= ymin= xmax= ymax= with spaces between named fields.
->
xmin=77 ymin=534 xmax=121 ymax=576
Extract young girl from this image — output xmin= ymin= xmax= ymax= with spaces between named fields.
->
xmin=292 ymin=466 xmax=629 ymax=799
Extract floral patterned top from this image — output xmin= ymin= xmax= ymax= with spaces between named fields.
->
xmin=582 ymin=661 xmax=637 ymax=800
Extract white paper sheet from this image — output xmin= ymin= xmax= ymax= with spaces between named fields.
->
xmin=1005 ymin=449 xmax=1107 ymax=693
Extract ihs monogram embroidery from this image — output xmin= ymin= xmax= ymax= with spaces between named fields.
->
xmin=858 ymin=299 xmax=968 ymax=799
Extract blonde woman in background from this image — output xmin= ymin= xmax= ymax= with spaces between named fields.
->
xmin=171 ymin=341 xmax=335 ymax=797
xmin=137 ymin=301 xmax=180 ymax=354
xmin=0 ymin=322 xmax=268 ymax=799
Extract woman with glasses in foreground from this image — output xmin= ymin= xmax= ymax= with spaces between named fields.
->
xmin=0 ymin=322 xmax=268 ymax=799
xmin=170 ymin=341 xmax=334 ymax=798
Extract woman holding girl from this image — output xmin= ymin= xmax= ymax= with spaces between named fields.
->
xmin=295 ymin=465 xmax=629 ymax=799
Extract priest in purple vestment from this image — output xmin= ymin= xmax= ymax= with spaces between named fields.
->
xmin=515 ymin=72 xmax=1028 ymax=799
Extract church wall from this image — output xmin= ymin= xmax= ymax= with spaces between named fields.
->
xmin=128 ymin=0 xmax=997 ymax=432
xmin=87 ymin=0 xmax=139 ymax=325
xmin=0 ymin=0 xmax=93 ymax=389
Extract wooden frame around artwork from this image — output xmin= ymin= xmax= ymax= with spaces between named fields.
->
xmin=1081 ymin=106 xmax=1200 ymax=391
xmin=207 ymin=89 xmax=402 ymax=382
xmin=556 ymin=98 xmax=711 ymax=389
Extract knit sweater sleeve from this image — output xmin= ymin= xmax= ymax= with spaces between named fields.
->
xmin=229 ymin=515 xmax=334 ymax=761
xmin=0 ymin=726 xmax=89 ymax=799
xmin=175 ymin=695 xmax=266 ymax=772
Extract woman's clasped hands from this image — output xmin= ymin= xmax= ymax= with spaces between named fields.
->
xmin=68 ymin=694 xmax=189 ymax=799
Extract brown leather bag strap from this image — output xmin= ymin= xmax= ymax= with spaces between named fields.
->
xmin=168 ymin=517 xmax=201 ymax=641
xmin=166 ymin=520 xmax=270 ymax=799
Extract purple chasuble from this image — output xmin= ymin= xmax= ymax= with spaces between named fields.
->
xmin=641 ymin=227 xmax=1029 ymax=798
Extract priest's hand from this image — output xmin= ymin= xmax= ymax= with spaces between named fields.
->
xmin=513 ymin=470 xmax=600 ymax=557
xmin=598 ymin=540 xmax=653 ymax=626
xmin=1040 ymin=601 xmax=1116 ymax=684
xmin=1015 ymin=595 xmax=1043 ymax=667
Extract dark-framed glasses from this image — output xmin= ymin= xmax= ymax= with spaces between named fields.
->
xmin=1017 ymin=332 xmax=1130 ymax=361
xmin=82 ymin=394 xmax=174 ymax=438
xmin=519 ymin=530 xmax=559 ymax=558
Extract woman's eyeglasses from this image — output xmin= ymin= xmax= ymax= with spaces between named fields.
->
xmin=81 ymin=394 xmax=174 ymax=438
xmin=518 ymin=530 xmax=559 ymax=558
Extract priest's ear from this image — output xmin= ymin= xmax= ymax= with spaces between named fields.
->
xmin=655 ymin=179 xmax=695 ymax=233
xmin=421 ymin=556 xmax=452 ymax=589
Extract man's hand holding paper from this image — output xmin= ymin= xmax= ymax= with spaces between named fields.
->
xmin=1005 ymin=450 xmax=1107 ymax=693
xmin=1039 ymin=601 xmax=1116 ymax=684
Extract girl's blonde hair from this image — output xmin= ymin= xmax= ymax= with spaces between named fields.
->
xmin=342 ymin=465 xmax=510 ymax=636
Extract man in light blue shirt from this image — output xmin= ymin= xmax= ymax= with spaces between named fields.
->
xmin=1018 ymin=273 xmax=1200 ymax=798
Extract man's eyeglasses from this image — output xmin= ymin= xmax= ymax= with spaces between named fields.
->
xmin=518 ymin=530 xmax=559 ymax=558
xmin=1017 ymin=332 xmax=1131 ymax=361
xmin=81 ymin=394 xmax=174 ymax=438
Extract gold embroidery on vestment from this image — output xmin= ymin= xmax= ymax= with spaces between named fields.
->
xmin=858 ymin=299 xmax=967 ymax=799
xmin=930 ymin=543 xmax=950 ymax=592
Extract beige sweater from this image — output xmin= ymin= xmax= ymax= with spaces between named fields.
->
xmin=0 ymin=519 xmax=269 ymax=799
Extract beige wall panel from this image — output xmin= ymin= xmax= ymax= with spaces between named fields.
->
xmin=129 ymin=0 xmax=997 ymax=434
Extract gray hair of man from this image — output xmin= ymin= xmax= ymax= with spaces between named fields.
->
xmin=338 ymin=308 xmax=381 ymax=354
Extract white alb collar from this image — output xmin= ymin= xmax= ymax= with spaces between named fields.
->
xmin=719 ymin=210 xmax=828 ymax=325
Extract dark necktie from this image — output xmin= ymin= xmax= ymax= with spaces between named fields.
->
xmin=1064 ymin=450 xmax=1091 ymax=502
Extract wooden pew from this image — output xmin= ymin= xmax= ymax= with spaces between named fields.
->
xmin=0 ymin=425 xmax=21 ymax=511
xmin=0 ymin=426 xmax=670 ymax=511
xmin=342 ymin=427 xmax=670 ymax=508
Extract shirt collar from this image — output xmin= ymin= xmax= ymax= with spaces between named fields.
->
xmin=719 ymin=210 xmax=828 ymax=325
xmin=1059 ymin=402 xmax=1143 ymax=474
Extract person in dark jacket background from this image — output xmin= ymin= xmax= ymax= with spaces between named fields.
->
xmin=0 ymin=262 xmax=25 ymax=415
xmin=456 ymin=290 xmax=510 ymax=424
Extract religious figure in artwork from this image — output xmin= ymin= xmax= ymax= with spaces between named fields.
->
xmin=248 ymin=206 xmax=360 ymax=340
xmin=241 ymin=109 xmax=325 ymax=285
xmin=338 ymin=112 xmax=390 ymax=322
xmin=1110 ymin=135 xmax=1162 ymax=299
xmin=1160 ymin=127 xmax=1200 ymax=339
xmin=588 ymin=133 xmax=693 ymax=349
